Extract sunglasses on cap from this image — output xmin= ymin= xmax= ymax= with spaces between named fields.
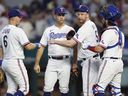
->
xmin=56 ymin=13 xmax=65 ymax=16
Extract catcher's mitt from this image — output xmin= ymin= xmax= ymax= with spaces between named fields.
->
xmin=66 ymin=30 xmax=76 ymax=40
xmin=0 ymin=68 xmax=4 ymax=83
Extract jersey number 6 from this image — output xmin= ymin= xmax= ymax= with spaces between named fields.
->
xmin=3 ymin=35 xmax=8 ymax=47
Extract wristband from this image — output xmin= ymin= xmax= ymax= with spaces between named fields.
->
xmin=87 ymin=46 xmax=97 ymax=52
xmin=35 ymin=43 xmax=41 ymax=48
xmin=0 ymin=59 xmax=2 ymax=66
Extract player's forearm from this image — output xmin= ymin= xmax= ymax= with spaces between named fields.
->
xmin=87 ymin=45 xmax=104 ymax=53
xmin=53 ymin=39 xmax=76 ymax=48
xmin=56 ymin=40 xmax=72 ymax=47
xmin=24 ymin=43 xmax=40 ymax=50
xmin=35 ymin=46 xmax=44 ymax=65
xmin=73 ymin=45 xmax=78 ymax=64
xmin=0 ymin=48 xmax=3 ymax=59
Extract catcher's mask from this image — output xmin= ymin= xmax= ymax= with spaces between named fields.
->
xmin=98 ymin=4 xmax=121 ymax=22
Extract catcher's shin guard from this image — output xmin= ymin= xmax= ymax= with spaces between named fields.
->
xmin=6 ymin=93 xmax=13 ymax=96
xmin=61 ymin=93 xmax=68 ymax=96
xmin=43 ymin=92 xmax=51 ymax=96
xmin=14 ymin=90 xmax=24 ymax=96
xmin=110 ymin=85 xmax=122 ymax=96
xmin=92 ymin=84 xmax=105 ymax=96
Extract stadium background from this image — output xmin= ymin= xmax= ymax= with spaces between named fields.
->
xmin=0 ymin=0 xmax=128 ymax=96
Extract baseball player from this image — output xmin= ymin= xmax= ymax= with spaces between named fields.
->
xmin=50 ymin=4 xmax=101 ymax=96
xmin=34 ymin=7 xmax=77 ymax=96
xmin=87 ymin=4 xmax=124 ymax=96
xmin=0 ymin=9 xmax=40 ymax=96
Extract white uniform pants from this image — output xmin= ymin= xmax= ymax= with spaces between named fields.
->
xmin=97 ymin=58 xmax=123 ymax=92
xmin=2 ymin=59 xmax=29 ymax=95
xmin=81 ymin=57 xmax=101 ymax=96
xmin=44 ymin=58 xmax=71 ymax=93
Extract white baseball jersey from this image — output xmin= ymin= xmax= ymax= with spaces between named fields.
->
xmin=73 ymin=20 xmax=101 ymax=96
xmin=0 ymin=24 xmax=30 ymax=95
xmin=0 ymin=24 xmax=30 ymax=60
xmin=73 ymin=20 xmax=99 ymax=59
xmin=41 ymin=24 xmax=74 ymax=93
xmin=40 ymin=24 xmax=74 ymax=56
xmin=100 ymin=26 xmax=125 ymax=58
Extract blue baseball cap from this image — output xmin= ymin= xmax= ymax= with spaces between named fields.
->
xmin=8 ymin=9 xmax=22 ymax=18
xmin=54 ymin=7 xmax=67 ymax=15
xmin=75 ymin=4 xmax=89 ymax=13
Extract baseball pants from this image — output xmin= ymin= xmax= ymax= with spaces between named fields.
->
xmin=2 ymin=59 xmax=29 ymax=95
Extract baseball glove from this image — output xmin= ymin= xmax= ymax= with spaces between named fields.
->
xmin=70 ymin=67 xmax=79 ymax=82
xmin=66 ymin=30 xmax=76 ymax=40
xmin=0 ymin=68 xmax=4 ymax=83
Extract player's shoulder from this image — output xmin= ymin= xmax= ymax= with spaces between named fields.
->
xmin=80 ymin=20 xmax=95 ymax=30
xmin=44 ymin=25 xmax=54 ymax=32
xmin=104 ymin=26 xmax=119 ymax=34
xmin=85 ymin=20 xmax=96 ymax=27
xmin=7 ymin=25 xmax=23 ymax=31
xmin=64 ymin=24 xmax=75 ymax=30
xmin=102 ymin=28 xmax=116 ymax=38
xmin=15 ymin=26 xmax=24 ymax=33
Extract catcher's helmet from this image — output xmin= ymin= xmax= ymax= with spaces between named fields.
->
xmin=99 ymin=4 xmax=121 ymax=21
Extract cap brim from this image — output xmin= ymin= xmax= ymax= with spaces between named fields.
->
xmin=74 ymin=9 xmax=89 ymax=13
xmin=55 ymin=12 xmax=67 ymax=14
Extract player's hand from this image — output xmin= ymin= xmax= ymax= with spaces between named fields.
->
xmin=34 ymin=64 xmax=40 ymax=73
xmin=71 ymin=64 xmax=79 ymax=77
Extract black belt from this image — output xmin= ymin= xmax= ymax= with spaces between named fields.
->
xmin=82 ymin=54 xmax=99 ymax=61
xmin=48 ymin=55 xmax=69 ymax=60
xmin=102 ymin=57 xmax=121 ymax=59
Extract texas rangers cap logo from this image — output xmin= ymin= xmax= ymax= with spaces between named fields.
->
xmin=60 ymin=7 xmax=64 ymax=13
xmin=79 ymin=5 xmax=83 ymax=9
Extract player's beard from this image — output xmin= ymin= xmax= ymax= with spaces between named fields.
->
xmin=16 ymin=23 xmax=20 ymax=27
xmin=78 ymin=19 xmax=85 ymax=24
xmin=16 ymin=24 xmax=18 ymax=27
xmin=100 ymin=18 xmax=107 ymax=29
